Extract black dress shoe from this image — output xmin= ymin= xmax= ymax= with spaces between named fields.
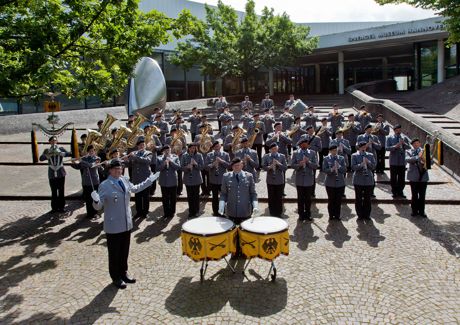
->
xmin=419 ymin=214 xmax=427 ymax=218
xmin=122 ymin=275 xmax=136 ymax=284
xmin=400 ymin=194 xmax=407 ymax=199
xmin=113 ymin=279 xmax=127 ymax=289
xmin=411 ymin=211 xmax=418 ymax=217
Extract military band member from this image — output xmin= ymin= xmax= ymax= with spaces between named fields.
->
xmin=157 ymin=145 xmax=181 ymax=219
xmin=322 ymin=143 xmax=347 ymax=220
xmin=219 ymin=106 xmax=234 ymax=124
xmin=333 ymin=129 xmax=352 ymax=170
xmin=262 ymin=143 xmax=288 ymax=217
xmin=372 ymin=114 xmax=390 ymax=174
xmin=240 ymin=107 xmax=253 ymax=130
xmin=241 ymin=95 xmax=253 ymax=110
xmin=303 ymin=106 xmax=318 ymax=130
xmin=219 ymin=115 xmax=234 ymax=141
xmin=357 ymin=124 xmax=381 ymax=197
xmin=260 ymin=93 xmax=274 ymax=109
xmin=262 ymin=108 xmax=276 ymax=153
xmin=166 ymin=126 xmax=186 ymax=196
xmin=386 ymin=124 xmax=411 ymax=198
xmin=351 ymin=141 xmax=376 ymax=221
xmin=247 ymin=113 xmax=265 ymax=167
xmin=405 ymin=138 xmax=428 ymax=218
xmin=195 ymin=124 xmax=214 ymax=196
xmin=144 ymin=125 xmax=162 ymax=197
xmin=97 ymin=119 xmax=104 ymax=132
xmin=316 ymin=117 xmax=333 ymax=169
xmin=152 ymin=113 xmax=169 ymax=144
xmin=343 ymin=113 xmax=361 ymax=170
xmin=327 ymin=104 xmax=345 ymax=137
xmin=279 ymin=106 xmax=295 ymax=132
xmin=299 ymin=125 xmax=322 ymax=197
xmin=180 ymin=143 xmax=204 ymax=219
xmin=91 ymin=159 xmax=157 ymax=289
xmin=215 ymin=95 xmax=228 ymax=130
xmin=224 ymin=125 xmax=242 ymax=159
xmin=290 ymin=117 xmax=307 ymax=151
xmin=40 ymin=136 xmax=72 ymax=213
xmin=266 ymin=122 xmax=292 ymax=157
xmin=284 ymin=94 xmax=295 ymax=109
xmin=206 ymin=141 xmax=231 ymax=216
xmin=219 ymin=158 xmax=259 ymax=225
xmin=196 ymin=115 xmax=214 ymax=136
xmin=355 ymin=105 xmax=373 ymax=133
xmin=125 ymin=137 xmax=152 ymax=218
xmin=71 ymin=145 xmax=103 ymax=219
xmin=235 ymin=137 xmax=259 ymax=179
xmin=187 ymin=107 xmax=201 ymax=141
xmin=78 ymin=133 xmax=87 ymax=157
xmin=291 ymin=138 xmax=319 ymax=221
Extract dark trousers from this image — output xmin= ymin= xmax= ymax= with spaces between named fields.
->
xmin=201 ymin=170 xmax=210 ymax=195
xmin=326 ymin=186 xmax=345 ymax=219
xmin=319 ymin=148 xmax=328 ymax=170
xmin=267 ymin=184 xmax=284 ymax=216
xmin=348 ymin=146 xmax=356 ymax=171
xmin=186 ymin=185 xmax=200 ymax=217
xmin=210 ymin=183 xmax=221 ymax=215
xmin=161 ymin=186 xmax=177 ymax=218
xmin=252 ymin=143 xmax=263 ymax=167
xmin=287 ymin=144 xmax=292 ymax=156
xmin=296 ymin=185 xmax=313 ymax=219
xmin=135 ymin=187 xmax=150 ymax=216
xmin=376 ymin=148 xmax=386 ymax=173
xmin=191 ymin=133 xmax=196 ymax=142
xmin=149 ymin=164 xmax=157 ymax=196
xmin=106 ymin=230 xmax=131 ymax=282
xmin=49 ymin=177 xmax=65 ymax=211
xmin=82 ymin=184 xmax=99 ymax=218
xmin=354 ymin=185 xmax=372 ymax=219
xmin=390 ymin=165 xmax=406 ymax=195
xmin=312 ymin=170 xmax=317 ymax=196
xmin=410 ymin=182 xmax=427 ymax=215
xmin=177 ymin=171 xmax=183 ymax=195
xmin=263 ymin=134 xmax=269 ymax=153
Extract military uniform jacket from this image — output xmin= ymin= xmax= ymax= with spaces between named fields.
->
xmin=241 ymin=100 xmax=253 ymax=110
xmin=265 ymin=132 xmax=292 ymax=157
xmin=357 ymin=133 xmax=381 ymax=157
xmin=386 ymin=133 xmax=411 ymax=166
xmin=374 ymin=123 xmax=391 ymax=148
xmin=71 ymin=155 xmax=103 ymax=186
xmin=220 ymin=171 xmax=258 ymax=219
xmin=247 ymin=121 xmax=265 ymax=145
xmin=262 ymin=153 xmax=288 ymax=185
xmin=290 ymin=126 xmax=307 ymax=147
xmin=39 ymin=146 xmax=71 ymax=179
xmin=405 ymin=148 xmax=429 ymax=182
xmin=261 ymin=98 xmax=274 ymax=109
xmin=317 ymin=126 xmax=333 ymax=149
xmin=197 ymin=122 xmax=214 ymax=135
xmin=303 ymin=113 xmax=318 ymax=129
xmin=219 ymin=124 xmax=233 ymax=141
xmin=343 ymin=122 xmax=361 ymax=146
xmin=322 ymin=154 xmax=347 ymax=187
xmin=157 ymin=154 xmax=181 ymax=187
xmin=153 ymin=120 xmax=169 ymax=144
xmin=165 ymin=136 xmax=186 ymax=156
xmin=240 ymin=114 xmax=253 ymax=130
xmin=262 ymin=114 xmax=276 ymax=134
xmin=356 ymin=114 xmax=373 ymax=132
xmin=148 ymin=135 xmax=162 ymax=165
xmin=180 ymin=152 xmax=204 ymax=186
xmin=235 ymin=147 xmax=259 ymax=177
xmin=219 ymin=112 xmax=234 ymax=122
xmin=334 ymin=138 xmax=352 ymax=162
xmin=194 ymin=133 xmax=215 ymax=155
xmin=205 ymin=150 xmax=231 ymax=185
xmin=129 ymin=150 xmax=153 ymax=184
xmin=279 ymin=113 xmax=294 ymax=131
xmin=215 ymin=99 xmax=228 ymax=114
xmin=284 ymin=99 xmax=295 ymax=108
xmin=298 ymin=134 xmax=322 ymax=154
xmin=94 ymin=175 xmax=154 ymax=234
xmin=187 ymin=114 xmax=202 ymax=135
xmin=291 ymin=149 xmax=319 ymax=187
xmin=327 ymin=113 xmax=344 ymax=132
xmin=351 ymin=151 xmax=376 ymax=186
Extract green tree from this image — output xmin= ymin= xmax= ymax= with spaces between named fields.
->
xmin=171 ymin=0 xmax=317 ymax=94
xmin=375 ymin=0 xmax=459 ymax=44
xmin=0 ymin=0 xmax=194 ymax=102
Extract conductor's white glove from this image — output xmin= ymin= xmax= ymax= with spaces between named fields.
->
xmin=218 ymin=201 xmax=225 ymax=215
xmin=91 ymin=191 xmax=100 ymax=203
xmin=148 ymin=171 xmax=160 ymax=182
xmin=252 ymin=201 xmax=260 ymax=216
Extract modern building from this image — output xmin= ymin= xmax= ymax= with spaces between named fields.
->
xmin=141 ymin=0 xmax=459 ymax=99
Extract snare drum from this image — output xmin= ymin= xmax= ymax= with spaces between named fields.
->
xmin=239 ymin=217 xmax=289 ymax=261
xmin=181 ymin=217 xmax=237 ymax=261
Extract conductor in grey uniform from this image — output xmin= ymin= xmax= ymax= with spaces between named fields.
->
xmin=91 ymin=159 xmax=158 ymax=289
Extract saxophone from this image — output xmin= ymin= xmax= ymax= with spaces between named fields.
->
xmin=247 ymin=121 xmax=262 ymax=148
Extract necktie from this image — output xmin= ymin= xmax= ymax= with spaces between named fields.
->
xmin=118 ymin=180 xmax=125 ymax=192
xmin=235 ymin=173 xmax=239 ymax=183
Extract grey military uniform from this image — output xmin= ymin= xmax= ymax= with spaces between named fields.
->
xmin=187 ymin=115 xmax=202 ymax=135
xmin=165 ymin=136 xmax=186 ymax=156
xmin=284 ymin=99 xmax=295 ymax=108
xmin=351 ymin=152 xmax=376 ymax=186
xmin=197 ymin=122 xmax=214 ymax=135
xmin=205 ymin=150 xmax=231 ymax=185
xmin=322 ymin=154 xmax=347 ymax=187
xmin=265 ymin=132 xmax=292 ymax=157
xmin=240 ymin=114 xmax=253 ymax=130
xmin=290 ymin=126 xmax=307 ymax=148
xmin=317 ymin=126 xmax=333 ymax=149
xmin=357 ymin=133 xmax=382 ymax=157
xmin=356 ymin=114 xmax=373 ymax=132
xmin=303 ymin=113 xmax=318 ymax=129
xmin=215 ymin=99 xmax=228 ymax=115
xmin=219 ymin=124 xmax=233 ymax=141
xmin=219 ymin=112 xmax=234 ymax=123
xmin=291 ymin=149 xmax=319 ymax=186
xmin=220 ymin=171 xmax=258 ymax=219
xmin=298 ymin=134 xmax=322 ymax=154
xmin=386 ymin=133 xmax=411 ymax=166
xmin=405 ymin=148 xmax=429 ymax=182
xmin=180 ymin=152 xmax=204 ymax=186
xmin=234 ymin=147 xmax=259 ymax=178
xmin=279 ymin=113 xmax=295 ymax=131
xmin=241 ymin=100 xmax=253 ymax=110
xmin=129 ymin=150 xmax=152 ymax=184
xmin=327 ymin=113 xmax=344 ymax=133
xmin=153 ymin=120 xmax=169 ymax=144
xmin=343 ymin=122 xmax=361 ymax=146
xmin=374 ymin=123 xmax=391 ymax=148
xmin=261 ymin=98 xmax=274 ymax=109
xmin=157 ymin=154 xmax=181 ymax=187
xmin=334 ymin=138 xmax=352 ymax=165
xmin=262 ymin=114 xmax=276 ymax=135
xmin=247 ymin=121 xmax=265 ymax=145
xmin=262 ymin=152 xmax=288 ymax=185
xmin=71 ymin=155 xmax=103 ymax=186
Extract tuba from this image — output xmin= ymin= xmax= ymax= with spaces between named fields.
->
xmin=342 ymin=121 xmax=354 ymax=133
xmin=231 ymin=127 xmax=246 ymax=153
xmin=199 ymin=124 xmax=213 ymax=154
xmin=126 ymin=113 xmax=148 ymax=148
xmin=144 ymin=125 xmax=161 ymax=151
xmin=82 ymin=129 xmax=103 ymax=154
xmin=288 ymin=125 xmax=300 ymax=138
xmin=106 ymin=126 xmax=132 ymax=159
xmin=97 ymin=114 xmax=118 ymax=147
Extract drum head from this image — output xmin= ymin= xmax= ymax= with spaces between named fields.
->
xmin=240 ymin=216 xmax=288 ymax=234
xmin=182 ymin=216 xmax=234 ymax=236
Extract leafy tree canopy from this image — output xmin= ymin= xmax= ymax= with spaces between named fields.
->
xmin=0 ymin=0 xmax=195 ymax=101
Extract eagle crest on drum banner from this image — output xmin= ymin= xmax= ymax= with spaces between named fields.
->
xmin=189 ymin=237 xmax=202 ymax=255
xmin=262 ymin=238 xmax=278 ymax=254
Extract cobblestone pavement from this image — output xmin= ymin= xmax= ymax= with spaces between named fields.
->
xmin=0 ymin=200 xmax=459 ymax=324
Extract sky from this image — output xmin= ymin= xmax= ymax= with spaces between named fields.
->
xmin=190 ymin=0 xmax=437 ymax=22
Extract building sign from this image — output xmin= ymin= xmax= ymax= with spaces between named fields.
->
xmin=348 ymin=23 xmax=444 ymax=43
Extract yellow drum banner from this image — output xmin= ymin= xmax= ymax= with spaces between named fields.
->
xmin=181 ymin=228 xmax=237 ymax=262
xmin=239 ymin=229 xmax=289 ymax=261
